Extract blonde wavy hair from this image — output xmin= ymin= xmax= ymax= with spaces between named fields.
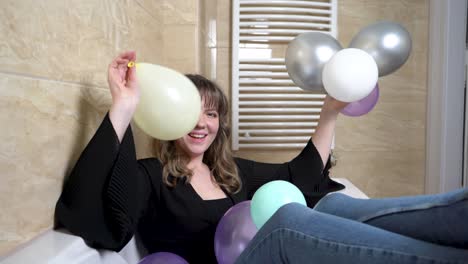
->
xmin=155 ymin=74 xmax=241 ymax=194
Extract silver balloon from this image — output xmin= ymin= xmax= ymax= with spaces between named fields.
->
xmin=349 ymin=21 xmax=412 ymax=76
xmin=285 ymin=32 xmax=342 ymax=92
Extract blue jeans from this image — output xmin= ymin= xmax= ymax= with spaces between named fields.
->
xmin=235 ymin=188 xmax=468 ymax=264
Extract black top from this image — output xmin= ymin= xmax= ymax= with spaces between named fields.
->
xmin=54 ymin=114 xmax=344 ymax=264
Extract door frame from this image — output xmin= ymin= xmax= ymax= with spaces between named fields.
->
xmin=426 ymin=0 xmax=467 ymax=193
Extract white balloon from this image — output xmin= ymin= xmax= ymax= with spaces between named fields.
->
xmin=133 ymin=63 xmax=201 ymax=140
xmin=322 ymin=48 xmax=378 ymax=102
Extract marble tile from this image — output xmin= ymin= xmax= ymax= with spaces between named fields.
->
xmin=338 ymin=0 xmax=428 ymax=54
xmin=200 ymin=0 xmax=218 ymax=47
xmin=378 ymin=67 xmax=427 ymax=103
xmin=339 ymin=0 xmax=428 ymax=24
xmin=0 ymin=73 xmax=111 ymax=255
xmin=0 ymin=240 xmax=24 ymax=256
xmin=0 ymin=0 xmax=164 ymax=88
xmin=335 ymin=102 xmax=426 ymax=152
xmin=199 ymin=0 xmax=218 ymax=78
xmin=0 ymin=0 xmax=203 ymax=255
xmin=331 ymin=150 xmax=425 ymax=197
xmin=0 ymin=74 xmax=157 ymax=255
xmin=214 ymin=47 xmax=231 ymax=97
xmin=162 ymin=25 xmax=200 ymax=73
xmin=216 ymin=0 xmax=231 ymax=48
xmin=166 ymin=60 xmax=202 ymax=76
xmin=162 ymin=0 xmax=199 ymax=25
xmin=134 ymin=0 xmax=165 ymax=25
xmin=200 ymin=45 xmax=217 ymax=79
xmin=382 ymin=51 xmax=428 ymax=87
xmin=127 ymin=4 xmax=165 ymax=65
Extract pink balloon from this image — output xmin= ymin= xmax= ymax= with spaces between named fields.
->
xmin=341 ymin=84 xmax=379 ymax=117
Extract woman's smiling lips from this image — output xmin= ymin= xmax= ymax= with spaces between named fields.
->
xmin=188 ymin=132 xmax=208 ymax=142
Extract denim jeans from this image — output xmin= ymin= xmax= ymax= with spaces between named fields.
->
xmin=235 ymin=188 xmax=468 ymax=264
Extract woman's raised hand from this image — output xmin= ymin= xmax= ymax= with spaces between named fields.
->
xmin=108 ymin=51 xmax=140 ymax=141
xmin=311 ymin=95 xmax=349 ymax=166
xmin=108 ymin=51 xmax=139 ymax=109
xmin=322 ymin=95 xmax=349 ymax=115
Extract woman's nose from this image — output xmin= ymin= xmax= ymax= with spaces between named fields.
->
xmin=195 ymin=113 xmax=206 ymax=128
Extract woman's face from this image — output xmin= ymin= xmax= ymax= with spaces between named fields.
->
xmin=176 ymin=99 xmax=220 ymax=159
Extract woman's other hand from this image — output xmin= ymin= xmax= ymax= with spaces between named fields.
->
xmin=321 ymin=95 xmax=349 ymax=116
xmin=311 ymin=95 xmax=348 ymax=167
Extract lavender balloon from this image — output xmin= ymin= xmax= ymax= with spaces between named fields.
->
xmin=341 ymin=84 xmax=380 ymax=117
xmin=215 ymin=201 xmax=258 ymax=264
xmin=138 ymin=252 xmax=188 ymax=264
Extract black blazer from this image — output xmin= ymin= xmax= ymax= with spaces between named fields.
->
xmin=55 ymin=114 xmax=344 ymax=263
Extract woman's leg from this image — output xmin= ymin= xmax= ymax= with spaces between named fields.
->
xmin=235 ymin=203 xmax=468 ymax=264
xmin=314 ymin=188 xmax=468 ymax=249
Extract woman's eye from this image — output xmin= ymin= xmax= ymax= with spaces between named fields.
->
xmin=207 ymin=112 xmax=218 ymax=118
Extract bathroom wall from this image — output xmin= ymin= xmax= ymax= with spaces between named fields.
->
xmin=0 ymin=0 xmax=205 ymax=255
xmin=0 ymin=0 xmax=429 ymax=256
xmin=333 ymin=0 xmax=428 ymax=198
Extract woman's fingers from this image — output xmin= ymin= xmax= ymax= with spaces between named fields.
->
xmin=126 ymin=64 xmax=137 ymax=85
xmin=107 ymin=51 xmax=139 ymax=100
xmin=323 ymin=95 xmax=349 ymax=113
xmin=109 ymin=50 xmax=135 ymax=71
xmin=118 ymin=50 xmax=136 ymax=61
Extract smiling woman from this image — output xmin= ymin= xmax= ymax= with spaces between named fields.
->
xmin=54 ymin=51 xmax=347 ymax=263
xmin=53 ymin=51 xmax=468 ymax=264
xmin=158 ymin=74 xmax=240 ymax=198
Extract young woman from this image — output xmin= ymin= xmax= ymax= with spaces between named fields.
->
xmin=54 ymin=51 xmax=346 ymax=263
xmin=55 ymin=51 xmax=468 ymax=263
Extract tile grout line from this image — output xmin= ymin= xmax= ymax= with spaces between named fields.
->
xmin=0 ymin=71 xmax=109 ymax=91
xmin=134 ymin=0 xmax=161 ymax=23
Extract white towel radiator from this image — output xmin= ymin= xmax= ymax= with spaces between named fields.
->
xmin=232 ymin=0 xmax=338 ymax=150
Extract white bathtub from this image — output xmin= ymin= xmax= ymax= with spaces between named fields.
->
xmin=0 ymin=229 xmax=146 ymax=264
xmin=0 ymin=178 xmax=367 ymax=264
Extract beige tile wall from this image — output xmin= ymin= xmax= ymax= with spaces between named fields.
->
xmin=216 ymin=0 xmax=429 ymax=198
xmin=334 ymin=0 xmax=428 ymax=198
xmin=0 ymin=0 xmax=429 ymax=256
xmin=0 ymin=0 xmax=203 ymax=255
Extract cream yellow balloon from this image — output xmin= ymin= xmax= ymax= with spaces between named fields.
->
xmin=133 ymin=63 xmax=201 ymax=140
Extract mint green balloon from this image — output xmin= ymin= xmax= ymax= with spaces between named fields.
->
xmin=250 ymin=180 xmax=306 ymax=229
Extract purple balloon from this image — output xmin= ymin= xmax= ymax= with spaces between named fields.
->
xmin=341 ymin=84 xmax=380 ymax=117
xmin=215 ymin=201 xmax=258 ymax=264
xmin=138 ymin=252 xmax=188 ymax=264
